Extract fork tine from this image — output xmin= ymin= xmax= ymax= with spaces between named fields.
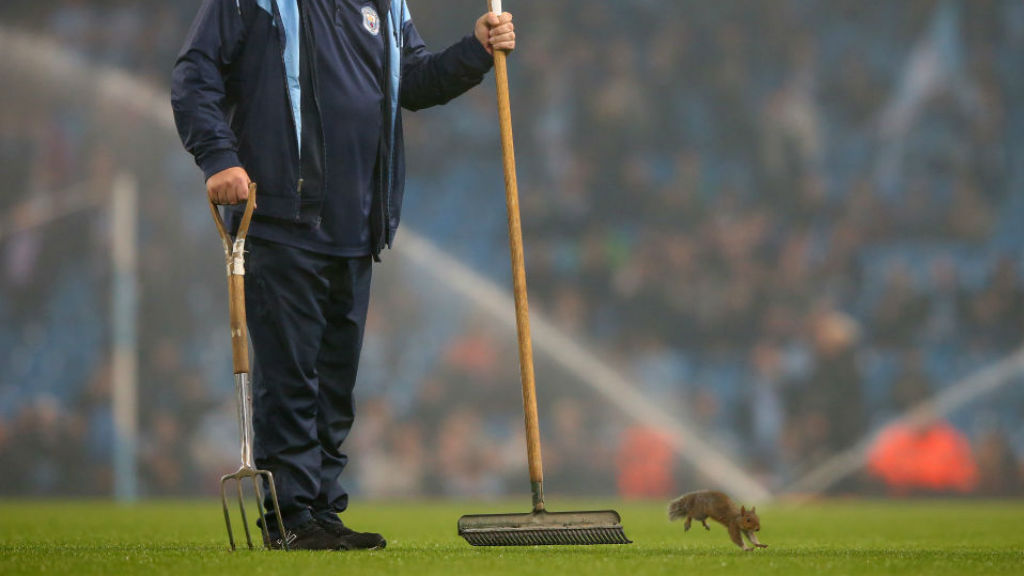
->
xmin=220 ymin=476 xmax=236 ymax=551
xmin=235 ymin=477 xmax=254 ymax=550
xmin=252 ymin=475 xmax=270 ymax=548
xmin=262 ymin=471 xmax=289 ymax=552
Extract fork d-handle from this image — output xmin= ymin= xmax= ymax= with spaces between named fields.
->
xmin=488 ymin=0 xmax=545 ymax=513
xmin=210 ymin=182 xmax=257 ymax=376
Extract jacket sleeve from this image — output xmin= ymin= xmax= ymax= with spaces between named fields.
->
xmin=400 ymin=13 xmax=494 ymax=111
xmin=171 ymin=0 xmax=248 ymax=181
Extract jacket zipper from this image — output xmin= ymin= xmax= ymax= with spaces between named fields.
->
xmin=386 ymin=0 xmax=404 ymax=247
xmin=301 ymin=0 xmax=328 ymax=226
xmin=375 ymin=0 xmax=393 ymax=254
xmin=380 ymin=0 xmax=401 ymax=249
xmin=272 ymin=0 xmax=304 ymax=219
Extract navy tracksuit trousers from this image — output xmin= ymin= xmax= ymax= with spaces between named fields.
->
xmin=245 ymin=236 xmax=373 ymax=534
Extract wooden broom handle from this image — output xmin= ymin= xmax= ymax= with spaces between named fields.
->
xmin=209 ymin=183 xmax=257 ymax=375
xmin=488 ymin=0 xmax=545 ymax=497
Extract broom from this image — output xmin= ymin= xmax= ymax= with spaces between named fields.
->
xmin=457 ymin=0 xmax=631 ymax=547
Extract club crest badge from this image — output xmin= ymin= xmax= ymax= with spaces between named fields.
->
xmin=361 ymin=6 xmax=381 ymax=36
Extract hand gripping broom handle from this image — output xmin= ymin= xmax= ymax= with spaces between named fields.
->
xmin=487 ymin=0 xmax=545 ymax=513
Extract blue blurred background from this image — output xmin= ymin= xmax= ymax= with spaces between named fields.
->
xmin=0 ymin=0 xmax=1022 ymax=501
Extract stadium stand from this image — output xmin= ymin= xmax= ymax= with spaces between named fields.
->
xmin=0 ymin=0 xmax=1022 ymax=497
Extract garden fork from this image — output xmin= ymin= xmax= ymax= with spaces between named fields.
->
xmin=209 ymin=184 xmax=288 ymax=551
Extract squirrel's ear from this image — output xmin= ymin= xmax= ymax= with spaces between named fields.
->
xmin=740 ymin=506 xmax=746 ymax=514
xmin=751 ymin=506 xmax=756 ymax=513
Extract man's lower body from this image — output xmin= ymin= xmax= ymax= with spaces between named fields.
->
xmin=245 ymin=236 xmax=384 ymax=550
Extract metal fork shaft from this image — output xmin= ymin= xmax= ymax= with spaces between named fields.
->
xmin=235 ymin=373 xmax=255 ymax=469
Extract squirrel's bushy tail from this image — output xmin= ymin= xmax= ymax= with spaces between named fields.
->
xmin=667 ymin=495 xmax=690 ymax=521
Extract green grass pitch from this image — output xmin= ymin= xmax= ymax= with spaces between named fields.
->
xmin=1 ymin=499 xmax=1021 ymax=575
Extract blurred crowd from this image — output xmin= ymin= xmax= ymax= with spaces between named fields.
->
xmin=1 ymin=0 xmax=1022 ymax=499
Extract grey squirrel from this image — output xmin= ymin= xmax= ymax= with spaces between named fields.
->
xmin=668 ymin=490 xmax=767 ymax=551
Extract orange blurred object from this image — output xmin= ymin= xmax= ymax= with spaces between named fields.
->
xmin=867 ymin=419 xmax=979 ymax=494
xmin=616 ymin=427 xmax=675 ymax=498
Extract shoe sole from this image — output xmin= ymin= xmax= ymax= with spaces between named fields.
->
xmin=338 ymin=540 xmax=387 ymax=551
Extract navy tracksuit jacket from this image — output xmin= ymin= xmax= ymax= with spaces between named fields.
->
xmin=172 ymin=0 xmax=493 ymax=257
xmin=172 ymin=0 xmax=494 ymax=534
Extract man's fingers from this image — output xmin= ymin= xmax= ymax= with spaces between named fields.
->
xmin=232 ymin=183 xmax=249 ymax=205
xmin=486 ymin=12 xmax=511 ymax=27
xmin=476 ymin=11 xmax=514 ymax=54
xmin=236 ymin=179 xmax=250 ymax=202
xmin=218 ymin=185 xmax=243 ymax=205
xmin=490 ymin=31 xmax=515 ymax=44
xmin=215 ymin=189 xmax=236 ymax=206
xmin=489 ymin=18 xmax=514 ymax=52
xmin=207 ymin=167 xmax=252 ymax=205
xmin=489 ymin=23 xmax=514 ymax=37
xmin=209 ymin=181 xmax=248 ymax=205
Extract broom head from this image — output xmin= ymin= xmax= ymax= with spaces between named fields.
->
xmin=458 ymin=509 xmax=631 ymax=546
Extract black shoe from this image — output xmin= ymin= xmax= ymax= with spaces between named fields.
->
xmin=262 ymin=520 xmax=340 ymax=551
xmin=314 ymin=517 xmax=387 ymax=550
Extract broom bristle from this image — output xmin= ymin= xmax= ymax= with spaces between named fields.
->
xmin=458 ymin=509 xmax=631 ymax=546
xmin=460 ymin=526 xmax=632 ymax=546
